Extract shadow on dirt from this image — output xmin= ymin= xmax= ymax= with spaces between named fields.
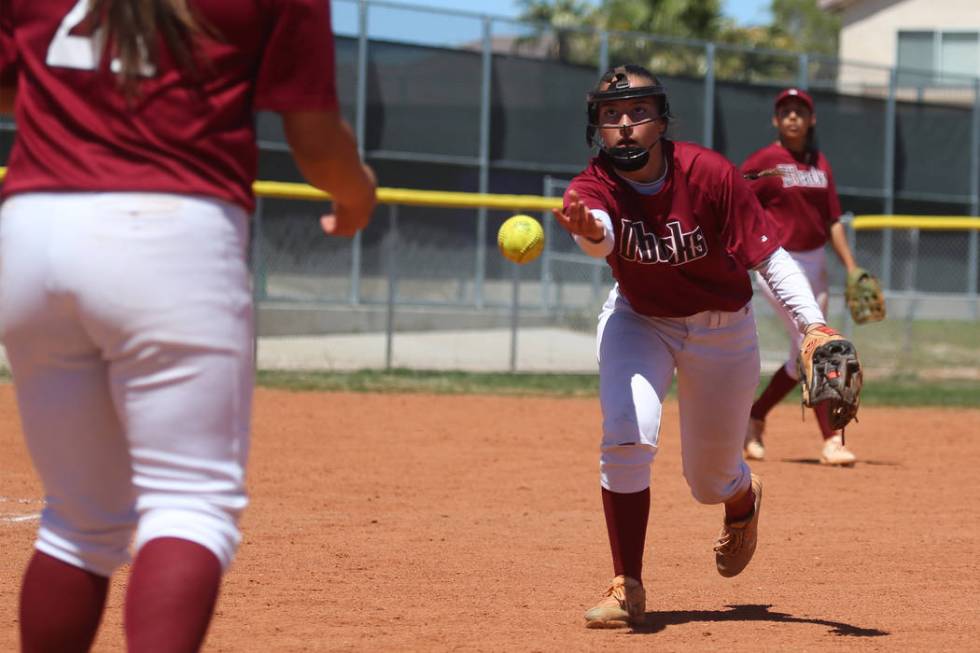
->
xmin=631 ymin=603 xmax=889 ymax=637
xmin=779 ymin=457 xmax=900 ymax=467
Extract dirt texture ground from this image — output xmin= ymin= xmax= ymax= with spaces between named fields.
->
xmin=2 ymin=384 xmax=979 ymax=652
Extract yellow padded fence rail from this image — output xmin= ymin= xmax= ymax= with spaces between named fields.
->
xmin=2 ymin=167 xmax=980 ymax=228
xmin=849 ymin=215 xmax=980 ymax=230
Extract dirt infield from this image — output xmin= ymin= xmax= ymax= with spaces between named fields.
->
xmin=2 ymin=384 xmax=979 ymax=651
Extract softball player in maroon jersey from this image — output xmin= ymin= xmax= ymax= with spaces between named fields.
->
xmin=0 ymin=1 xmax=375 ymax=650
xmin=552 ymin=65 xmax=834 ymax=628
xmin=740 ymin=88 xmax=861 ymax=466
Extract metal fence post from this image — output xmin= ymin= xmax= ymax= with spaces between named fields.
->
xmin=474 ymin=17 xmax=493 ymax=309
xmin=797 ymin=52 xmax=809 ymax=89
xmin=350 ymin=0 xmax=369 ymax=305
xmin=703 ymin=43 xmax=715 ymax=149
xmin=251 ymin=197 xmax=267 ymax=302
xmin=509 ymin=262 xmax=520 ymax=372
xmin=969 ymin=78 xmax=980 ymax=317
xmin=902 ymin=227 xmax=919 ymax=358
xmin=882 ymin=67 xmax=898 ymax=289
xmin=542 ymin=176 xmax=555 ymax=310
xmin=384 ymin=204 xmax=399 ymax=371
xmin=591 ymin=262 xmax=601 ymax=303
xmin=598 ymin=31 xmax=609 ymax=75
xmin=842 ymin=213 xmax=855 ymax=338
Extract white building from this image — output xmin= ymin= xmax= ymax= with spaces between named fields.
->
xmin=821 ymin=0 xmax=980 ymax=99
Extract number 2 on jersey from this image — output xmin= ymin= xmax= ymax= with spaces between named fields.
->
xmin=46 ymin=0 xmax=156 ymax=76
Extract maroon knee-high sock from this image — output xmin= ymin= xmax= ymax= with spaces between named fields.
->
xmin=20 ymin=550 xmax=109 ymax=653
xmin=125 ymin=537 xmax=223 ymax=653
xmin=750 ymin=366 xmax=798 ymax=421
xmin=813 ymin=403 xmax=837 ymax=439
xmin=601 ymin=487 xmax=650 ymax=582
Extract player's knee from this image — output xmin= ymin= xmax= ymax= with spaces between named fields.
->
xmin=603 ymin=408 xmax=661 ymax=448
xmin=35 ymin=509 xmax=136 ymax=577
xmin=134 ymin=497 xmax=247 ymax=571
xmin=685 ymin=464 xmax=750 ymax=505
xmin=600 ymin=444 xmax=655 ymax=493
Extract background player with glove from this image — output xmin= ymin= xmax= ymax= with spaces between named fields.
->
xmin=740 ymin=88 xmax=880 ymax=466
xmin=0 ymin=1 xmax=376 ymax=650
xmin=551 ymin=65 xmax=860 ymax=629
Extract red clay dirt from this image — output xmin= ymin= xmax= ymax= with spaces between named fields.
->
xmin=1 ymin=384 xmax=978 ymax=652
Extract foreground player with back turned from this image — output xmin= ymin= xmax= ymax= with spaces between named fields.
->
xmin=0 ymin=1 xmax=376 ymax=651
xmin=551 ymin=65 xmax=861 ymax=628
xmin=740 ymin=88 xmax=877 ymax=465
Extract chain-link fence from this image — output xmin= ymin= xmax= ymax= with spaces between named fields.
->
xmin=251 ymin=185 xmax=979 ymax=379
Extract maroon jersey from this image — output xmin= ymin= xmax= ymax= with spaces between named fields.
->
xmin=0 ymin=0 xmax=338 ymax=211
xmin=566 ymin=140 xmax=778 ymax=317
xmin=740 ymin=142 xmax=842 ymax=252
xmin=0 ymin=20 xmax=14 ymax=86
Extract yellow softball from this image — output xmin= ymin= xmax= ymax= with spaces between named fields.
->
xmin=497 ymin=214 xmax=545 ymax=264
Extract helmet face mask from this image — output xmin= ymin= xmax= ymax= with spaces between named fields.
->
xmin=586 ymin=66 xmax=670 ymax=172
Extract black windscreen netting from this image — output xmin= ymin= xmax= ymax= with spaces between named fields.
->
xmin=895 ymin=100 xmax=973 ymax=198
xmin=712 ymin=81 xmax=782 ymax=166
xmin=811 ymin=91 xmax=886 ymax=193
xmin=360 ymin=40 xmax=484 ymax=157
xmin=490 ymin=54 xmax=596 ymax=165
xmin=654 ymin=73 xmax=706 ymax=145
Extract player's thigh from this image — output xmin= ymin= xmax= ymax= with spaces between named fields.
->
xmin=675 ymin=310 xmax=759 ymax=504
xmin=0 ymin=196 xmax=136 ymax=575
xmin=597 ymin=301 xmax=676 ymax=449
xmin=90 ymin=195 xmax=254 ymax=566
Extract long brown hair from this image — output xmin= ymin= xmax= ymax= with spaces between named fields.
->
xmin=87 ymin=0 xmax=210 ymax=93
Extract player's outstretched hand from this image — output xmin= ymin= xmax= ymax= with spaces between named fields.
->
xmin=551 ymin=190 xmax=604 ymax=241
xmin=321 ymin=163 xmax=378 ymax=237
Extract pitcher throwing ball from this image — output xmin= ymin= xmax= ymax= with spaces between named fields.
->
xmin=551 ymin=65 xmax=847 ymax=628
xmin=0 ymin=1 xmax=375 ymax=651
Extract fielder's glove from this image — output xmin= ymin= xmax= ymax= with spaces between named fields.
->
xmin=845 ymin=267 xmax=885 ymax=324
xmin=797 ymin=325 xmax=863 ymax=431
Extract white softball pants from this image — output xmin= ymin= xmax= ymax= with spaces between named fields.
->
xmin=754 ymin=245 xmax=829 ymax=380
xmin=596 ymin=286 xmax=757 ymax=502
xmin=0 ymin=192 xmax=253 ymax=577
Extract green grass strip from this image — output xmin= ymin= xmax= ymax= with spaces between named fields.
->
xmin=1 ymin=367 xmax=973 ymax=407
xmin=256 ymin=369 xmax=980 ymax=407
xmin=256 ymin=369 xmax=601 ymax=397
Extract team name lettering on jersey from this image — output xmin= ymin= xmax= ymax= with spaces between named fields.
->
xmin=776 ymin=164 xmax=828 ymax=189
xmin=619 ymin=219 xmax=708 ymax=266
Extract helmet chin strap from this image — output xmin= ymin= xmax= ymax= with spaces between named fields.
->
xmin=597 ymin=120 xmax=662 ymax=172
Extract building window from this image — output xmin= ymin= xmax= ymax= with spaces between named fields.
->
xmin=897 ymin=30 xmax=979 ymax=86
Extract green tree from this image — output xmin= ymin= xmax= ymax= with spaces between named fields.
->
xmin=514 ymin=0 xmax=599 ymax=64
xmin=514 ymin=0 xmax=840 ymax=80
xmin=599 ymin=0 xmax=724 ymax=40
xmin=769 ymin=0 xmax=840 ymax=56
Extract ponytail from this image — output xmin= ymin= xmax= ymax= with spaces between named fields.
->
xmin=87 ymin=0 xmax=211 ymax=94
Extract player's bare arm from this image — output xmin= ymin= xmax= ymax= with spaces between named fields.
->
xmin=282 ymin=109 xmax=378 ymax=238
xmin=828 ymin=221 xmax=858 ymax=273
xmin=0 ymin=85 xmax=13 ymax=114
xmin=552 ymin=189 xmax=605 ymax=242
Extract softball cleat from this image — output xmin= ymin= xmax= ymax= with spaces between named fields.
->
xmin=743 ymin=418 xmax=766 ymax=460
xmin=821 ymin=435 xmax=857 ymax=466
xmin=584 ymin=575 xmax=646 ymax=628
xmin=715 ymin=473 xmax=763 ymax=578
